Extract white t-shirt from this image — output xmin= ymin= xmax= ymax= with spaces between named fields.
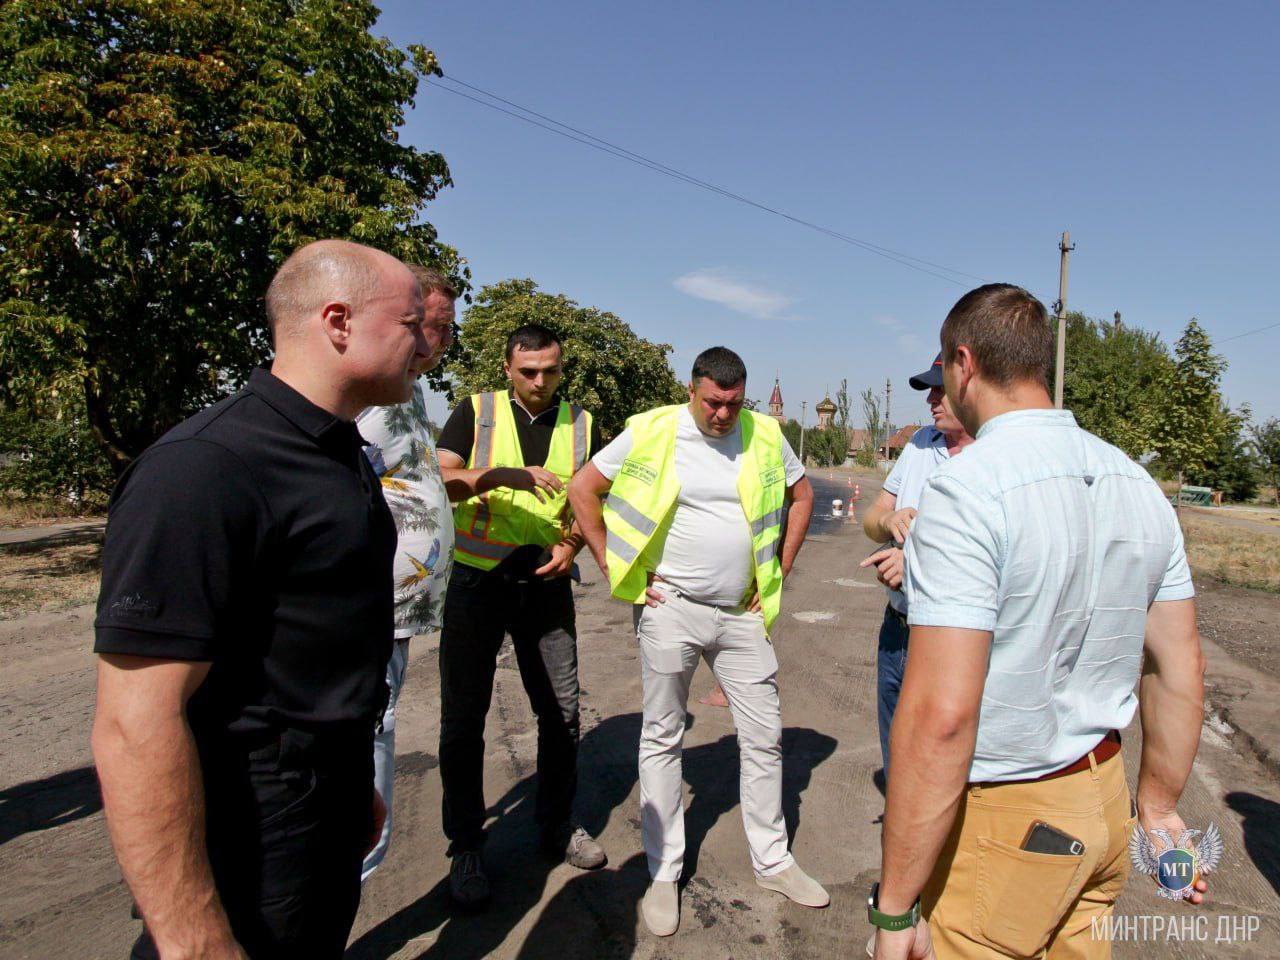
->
xmin=881 ymin=425 xmax=949 ymax=613
xmin=592 ymin=407 xmax=804 ymax=605
xmin=359 ymin=380 xmax=455 ymax=638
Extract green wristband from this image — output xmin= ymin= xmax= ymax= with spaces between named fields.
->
xmin=866 ymin=883 xmax=921 ymax=932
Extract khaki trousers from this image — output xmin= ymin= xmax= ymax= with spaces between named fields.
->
xmin=923 ymin=749 xmax=1134 ymax=959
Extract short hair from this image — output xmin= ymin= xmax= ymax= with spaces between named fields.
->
xmin=691 ymin=346 xmax=747 ymax=389
xmin=505 ymin=323 xmax=562 ymax=360
xmin=406 ymin=263 xmax=458 ymax=301
xmin=940 ymin=284 xmax=1054 ymax=388
xmin=265 ymin=239 xmax=382 ymax=340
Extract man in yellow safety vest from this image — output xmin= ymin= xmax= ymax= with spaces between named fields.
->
xmin=435 ymin=324 xmax=604 ymax=907
xmin=569 ymin=346 xmax=824 ymax=938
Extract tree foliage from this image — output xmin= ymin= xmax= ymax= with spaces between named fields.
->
xmin=1055 ymin=312 xmax=1175 ymax=458
xmin=835 ymin=378 xmax=852 ymax=433
xmin=1251 ymin=418 xmax=1280 ymax=505
xmin=860 ymin=386 xmax=886 ymax=456
xmin=446 ymin=279 xmax=686 ymax=439
xmin=803 ymin=424 xmax=849 ymax=467
xmin=1186 ymin=402 xmax=1258 ymax=503
xmin=0 ymin=0 xmax=466 ymax=471
xmin=0 ymin=404 xmax=115 ymax=503
xmin=1152 ymin=320 xmax=1225 ymax=487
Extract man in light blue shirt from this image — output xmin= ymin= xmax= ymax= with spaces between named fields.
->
xmin=869 ymin=284 xmax=1207 ymax=960
xmin=860 ymin=353 xmax=973 ymax=775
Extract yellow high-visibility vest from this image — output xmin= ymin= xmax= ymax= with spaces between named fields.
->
xmin=603 ymin=405 xmax=788 ymax=632
xmin=453 ymin=390 xmax=592 ymax=570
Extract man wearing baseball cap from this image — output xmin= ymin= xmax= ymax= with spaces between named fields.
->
xmin=859 ymin=352 xmax=974 ymax=777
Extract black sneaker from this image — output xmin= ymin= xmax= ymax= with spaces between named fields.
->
xmin=542 ymin=823 xmax=607 ymax=870
xmin=449 ymin=850 xmax=490 ymax=907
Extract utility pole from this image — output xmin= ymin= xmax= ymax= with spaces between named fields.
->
xmin=798 ymin=401 xmax=808 ymax=463
xmin=884 ymin=378 xmax=892 ymax=439
xmin=1053 ymin=230 xmax=1075 ymax=408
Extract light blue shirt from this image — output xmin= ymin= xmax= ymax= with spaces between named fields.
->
xmin=904 ymin=408 xmax=1194 ymax=782
xmin=882 ymin=425 xmax=950 ymax=613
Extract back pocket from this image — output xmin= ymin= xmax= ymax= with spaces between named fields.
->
xmin=973 ymin=836 xmax=1084 ymax=956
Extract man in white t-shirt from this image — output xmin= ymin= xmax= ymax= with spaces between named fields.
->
xmin=570 ymin=347 xmax=825 ymax=938
xmin=356 ymin=264 xmax=458 ymax=880
xmin=859 ymin=353 xmax=973 ymax=777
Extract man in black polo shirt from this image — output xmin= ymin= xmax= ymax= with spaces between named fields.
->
xmin=435 ymin=324 xmax=605 ymax=906
xmin=91 ymin=239 xmax=429 ymax=959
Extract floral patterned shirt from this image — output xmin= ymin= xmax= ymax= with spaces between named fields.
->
xmin=358 ymin=380 xmax=454 ymax=638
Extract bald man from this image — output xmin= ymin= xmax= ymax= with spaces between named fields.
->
xmin=92 ymin=240 xmax=428 ymax=959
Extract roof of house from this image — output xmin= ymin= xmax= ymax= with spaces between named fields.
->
xmin=769 ymin=379 xmax=783 ymax=405
xmin=887 ymin=424 xmax=924 ymax=449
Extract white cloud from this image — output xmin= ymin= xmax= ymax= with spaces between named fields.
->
xmin=874 ymin=314 xmax=900 ymax=329
xmin=673 ymin=269 xmax=791 ymax=320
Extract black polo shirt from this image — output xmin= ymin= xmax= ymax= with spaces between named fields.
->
xmin=436 ymin=391 xmax=603 ymax=468
xmin=94 ymin=368 xmax=397 ymax=738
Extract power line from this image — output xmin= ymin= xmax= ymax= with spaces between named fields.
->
xmin=1217 ymin=319 xmax=1280 ymax=344
xmin=430 ymin=74 xmax=986 ymax=287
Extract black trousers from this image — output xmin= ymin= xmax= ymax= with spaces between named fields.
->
xmin=131 ymin=727 xmax=373 ymax=960
xmin=439 ymin=564 xmax=580 ymax=854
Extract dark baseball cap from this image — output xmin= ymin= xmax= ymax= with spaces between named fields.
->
xmin=908 ymin=352 xmax=944 ymax=391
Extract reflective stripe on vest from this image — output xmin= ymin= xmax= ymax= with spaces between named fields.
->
xmin=452 ymin=390 xmax=593 ymax=571
xmin=603 ymin=406 xmax=788 ymax=632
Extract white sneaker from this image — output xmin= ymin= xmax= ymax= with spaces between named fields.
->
xmin=641 ymin=879 xmax=680 ymax=936
xmin=755 ymin=863 xmax=830 ymax=908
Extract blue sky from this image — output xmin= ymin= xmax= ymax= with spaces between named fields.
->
xmin=376 ymin=1 xmax=1279 ymax=429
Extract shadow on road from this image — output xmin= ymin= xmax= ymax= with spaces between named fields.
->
xmin=1224 ymin=791 xmax=1280 ymax=897
xmin=0 ymin=765 xmax=103 ymax=845
xmin=347 ymin=714 xmax=838 ymax=959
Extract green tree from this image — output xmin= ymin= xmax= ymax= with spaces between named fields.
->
xmin=835 ymin=378 xmax=852 ymax=433
xmin=861 ymin=387 xmax=886 ymax=458
xmin=1152 ymin=320 xmax=1225 ymax=500
xmin=0 ymin=0 xmax=466 ymax=472
xmin=1251 ymin=418 xmax=1280 ymax=505
xmin=446 ymin=279 xmax=686 ymax=439
xmin=1055 ymin=312 xmax=1175 ymax=458
xmin=803 ymin=425 xmax=849 ymax=468
xmin=1187 ymin=403 xmax=1258 ymax=503
xmin=780 ymin=418 xmax=803 ymax=454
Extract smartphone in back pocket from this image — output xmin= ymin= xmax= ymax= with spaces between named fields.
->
xmin=1021 ymin=820 xmax=1085 ymax=856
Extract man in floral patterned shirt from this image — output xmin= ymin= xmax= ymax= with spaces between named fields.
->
xmin=357 ymin=264 xmax=458 ymax=879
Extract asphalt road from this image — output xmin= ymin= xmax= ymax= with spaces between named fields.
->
xmin=0 ymin=471 xmax=1277 ymax=958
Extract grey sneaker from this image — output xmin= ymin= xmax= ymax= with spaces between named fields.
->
xmin=543 ymin=823 xmax=607 ymax=869
xmin=449 ymin=850 xmax=490 ymax=907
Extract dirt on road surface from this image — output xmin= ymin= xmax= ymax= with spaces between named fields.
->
xmin=1 ymin=473 xmax=1278 ymax=959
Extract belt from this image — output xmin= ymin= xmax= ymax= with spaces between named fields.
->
xmin=973 ymin=730 xmax=1122 ymax=787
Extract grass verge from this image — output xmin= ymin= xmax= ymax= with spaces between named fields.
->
xmin=0 ymin=493 xmax=105 ymax=528
xmin=1181 ymin=514 xmax=1280 ymax=592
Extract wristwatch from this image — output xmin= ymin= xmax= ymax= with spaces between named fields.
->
xmin=866 ymin=883 xmax=920 ymax=931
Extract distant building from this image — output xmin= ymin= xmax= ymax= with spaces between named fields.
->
xmin=845 ymin=429 xmax=871 ymax=458
xmin=768 ymin=378 xmax=785 ymax=423
xmin=815 ymin=393 xmax=837 ymax=429
xmin=884 ymin=424 xmax=925 ymax=460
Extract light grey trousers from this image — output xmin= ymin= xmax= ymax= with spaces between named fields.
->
xmin=634 ymin=591 xmax=793 ymax=882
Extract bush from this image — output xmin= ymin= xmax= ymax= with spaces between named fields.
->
xmin=0 ymin=409 xmax=114 ymax=505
